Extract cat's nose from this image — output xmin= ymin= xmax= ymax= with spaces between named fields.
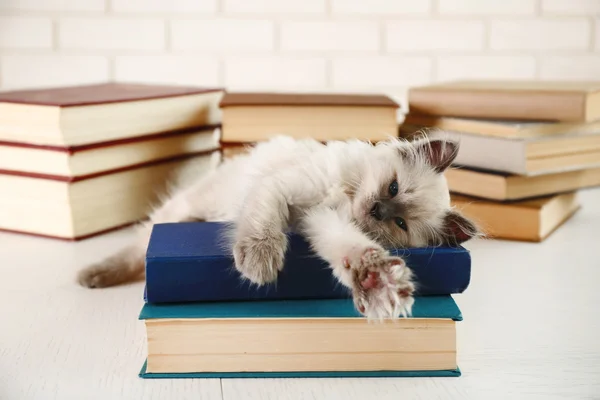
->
xmin=370 ymin=202 xmax=383 ymax=221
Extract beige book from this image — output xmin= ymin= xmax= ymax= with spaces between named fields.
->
xmin=145 ymin=317 xmax=457 ymax=374
xmin=444 ymin=166 xmax=600 ymax=201
xmin=219 ymin=92 xmax=399 ymax=143
xmin=451 ymin=192 xmax=580 ymax=242
xmin=0 ymin=126 xmax=220 ymax=178
xmin=0 ymin=152 xmax=220 ymax=240
xmin=403 ymin=114 xmax=600 ymax=139
xmin=401 ymin=124 xmax=600 ymax=176
xmin=0 ymin=83 xmax=223 ymax=146
xmin=408 ymin=80 xmax=600 ymax=122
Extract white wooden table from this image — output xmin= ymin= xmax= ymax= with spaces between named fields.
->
xmin=1 ymin=189 xmax=599 ymax=400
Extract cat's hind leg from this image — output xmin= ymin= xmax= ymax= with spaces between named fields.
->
xmin=77 ymin=158 xmax=243 ymax=288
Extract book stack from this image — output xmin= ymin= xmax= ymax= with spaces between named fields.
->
xmin=401 ymin=80 xmax=600 ymax=242
xmin=218 ymin=92 xmax=400 ymax=160
xmin=0 ymin=83 xmax=224 ymax=240
xmin=138 ymin=221 xmax=472 ymax=378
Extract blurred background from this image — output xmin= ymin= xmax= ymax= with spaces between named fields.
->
xmin=0 ymin=0 xmax=599 ymax=110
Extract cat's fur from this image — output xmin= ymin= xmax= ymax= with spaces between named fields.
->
xmin=77 ymin=135 xmax=479 ymax=320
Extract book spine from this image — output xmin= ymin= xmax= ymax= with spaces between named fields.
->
xmin=408 ymin=89 xmax=586 ymax=122
xmin=144 ymin=235 xmax=471 ymax=304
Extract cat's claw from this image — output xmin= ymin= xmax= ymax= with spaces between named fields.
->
xmin=345 ymin=247 xmax=415 ymax=320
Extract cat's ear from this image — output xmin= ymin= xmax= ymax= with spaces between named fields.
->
xmin=442 ymin=210 xmax=480 ymax=246
xmin=414 ymin=139 xmax=459 ymax=173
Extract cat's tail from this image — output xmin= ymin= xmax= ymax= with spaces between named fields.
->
xmin=77 ymin=224 xmax=150 ymax=288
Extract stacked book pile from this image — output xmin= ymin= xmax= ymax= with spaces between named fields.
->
xmin=0 ymin=83 xmax=224 ymax=240
xmin=138 ymin=221 xmax=472 ymax=378
xmin=218 ymin=92 xmax=401 ymax=160
xmin=401 ymin=80 xmax=600 ymax=242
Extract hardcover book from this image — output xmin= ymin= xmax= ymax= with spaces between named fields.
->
xmin=0 ymin=125 xmax=220 ymax=179
xmin=403 ymin=114 xmax=600 ymax=139
xmin=0 ymin=152 xmax=221 ymax=240
xmin=0 ymin=83 xmax=224 ymax=146
xmin=401 ymin=125 xmax=600 ymax=176
xmin=452 ymin=192 xmax=580 ymax=242
xmin=408 ymin=80 xmax=600 ymax=122
xmin=219 ymin=92 xmax=399 ymax=143
xmin=139 ymin=296 xmax=463 ymax=377
xmin=444 ymin=165 xmax=600 ymax=201
xmin=144 ymin=222 xmax=472 ymax=304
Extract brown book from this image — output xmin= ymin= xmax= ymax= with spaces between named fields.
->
xmin=445 ymin=166 xmax=600 ymax=201
xmin=403 ymin=114 xmax=600 ymax=139
xmin=0 ymin=126 xmax=220 ymax=179
xmin=451 ymin=192 xmax=580 ymax=242
xmin=408 ymin=80 xmax=600 ymax=122
xmin=0 ymin=83 xmax=224 ymax=146
xmin=0 ymin=152 xmax=221 ymax=240
xmin=221 ymin=143 xmax=253 ymax=160
xmin=401 ymin=124 xmax=600 ymax=176
xmin=219 ymin=92 xmax=399 ymax=143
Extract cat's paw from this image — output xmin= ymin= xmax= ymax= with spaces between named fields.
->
xmin=233 ymin=232 xmax=287 ymax=285
xmin=344 ymin=247 xmax=415 ymax=320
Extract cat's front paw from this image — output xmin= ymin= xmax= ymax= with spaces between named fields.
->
xmin=233 ymin=232 xmax=287 ymax=285
xmin=344 ymin=248 xmax=415 ymax=320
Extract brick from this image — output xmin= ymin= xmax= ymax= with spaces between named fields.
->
xmin=438 ymin=0 xmax=535 ymax=15
xmin=59 ymin=18 xmax=165 ymax=51
xmin=224 ymin=57 xmax=326 ymax=90
xmin=490 ymin=19 xmax=590 ymax=50
xmin=1 ymin=55 xmax=109 ymax=90
xmin=437 ymin=56 xmax=536 ymax=82
xmin=112 ymin=0 xmax=217 ymax=13
xmin=387 ymin=21 xmax=484 ymax=52
xmin=596 ymin=19 xmax=600 ymax=50
xmin=0 ymin=17 xmax=52 ymax=49
xmin=542 ymin=0 xmax=600 ymax=15
xmin=540 ymin=56 xmax=600 ymax=81
xmin=0 ymin=0 xmax=104 ymax=12
xmin=115 ymin=56 xmax=220 ymax=86
xmin=332 ymin=0 xmax=431 ymax=15
xmin=224 ymin=0 xmax=325 ymax=14
xmin=281 ymin=21 xmax=379 ymax=52
xmin=171 ymin=19 xmax=274 ymax=52
xmin=332 ymin=57 xmax=432 ymax=89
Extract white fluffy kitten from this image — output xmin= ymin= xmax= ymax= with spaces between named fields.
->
xmin=78 ymin=135 xmax=478 ymax=320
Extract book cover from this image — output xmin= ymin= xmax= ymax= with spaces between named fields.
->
xmin=0 ymin=82 xmax=223 ymax=107
xmin=139 ymin=296 xmax=462 ymax=379
xmin=219 ymin=92 xmax=399 ymax=108
xmin=451 ymin=192 xmax=580 ymax=242
xmin=444 ymin=165 xmax=600 ymax=201
xmin=408 ymin=80 xmax=600 ymax=122
xmin=144 ymin=222 xmax=472 ymax=304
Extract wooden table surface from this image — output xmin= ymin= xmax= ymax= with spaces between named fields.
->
xmin=1 ymin=189 xmax=599 ymax=400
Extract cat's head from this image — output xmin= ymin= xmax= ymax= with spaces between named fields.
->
xmin=347 ymin=136 xmax=480 ymax=248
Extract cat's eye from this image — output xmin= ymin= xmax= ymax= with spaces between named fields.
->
xmin=388 ymin=180 xmax=399 ymax=197
xmin=395 ymin=217 xmax=408 ymax=232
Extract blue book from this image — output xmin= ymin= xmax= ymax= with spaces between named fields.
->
xmin=139 ymin=295 xmax=462 ymax=378
xmin=144 ymin=222 xmax=471 ymax=303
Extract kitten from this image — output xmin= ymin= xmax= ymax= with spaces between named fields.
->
xmin=77 ymin=135 xmax=479 ymax=320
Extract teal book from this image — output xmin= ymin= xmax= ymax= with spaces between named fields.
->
xmin=139 ymin=296 xmax=462 ymax=379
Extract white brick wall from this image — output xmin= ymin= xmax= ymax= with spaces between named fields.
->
xmin=1 ymin=55 xmax=109 ymax=89
xmin=490 ymin=19 xmax=590 ymax=50
xmin=0 ymin=17 xmax=52 ymax=49
xmin=0 ymin=0 xmax=599 ymax=103
xmin=224 ymin=57 xmax=326 ymax=90
xmin=438 ymin=0 xmax=536 ymax=15
xmin=171 ymin=19 xmax=274 ymax=52
xmin=281 ymin=21 xmax=379 ymax=52
xmin=387 ymin=21 xmax=485 ymax=52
